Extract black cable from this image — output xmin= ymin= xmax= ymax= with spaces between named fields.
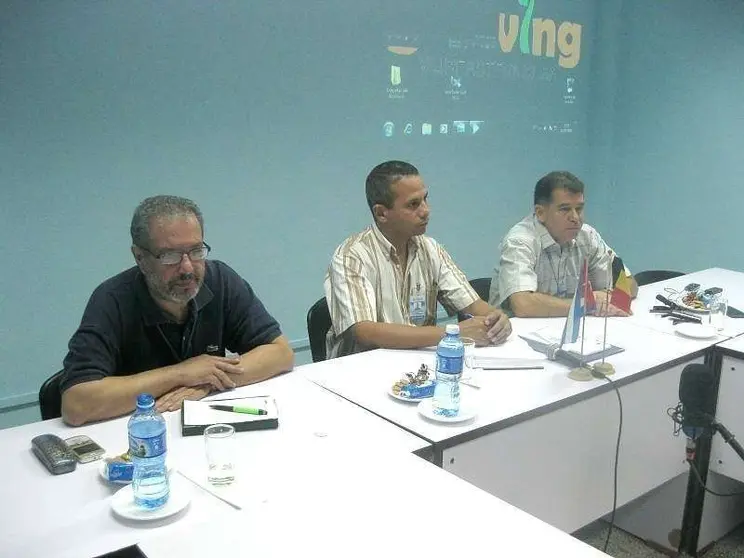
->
xmin=593 ymin=370 xmax=623 ymax=553
xmin=688 ymin=460 xmax=744 ymax=497
xmin=666 ymin=404 xmax=684 ymax=435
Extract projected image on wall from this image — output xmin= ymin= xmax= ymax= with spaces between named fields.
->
xmin=379 ymin=1 xmax=585 ymax=141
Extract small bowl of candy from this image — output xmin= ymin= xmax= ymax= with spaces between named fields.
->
xmin=389 ymin=364 xmax=435 ymax=402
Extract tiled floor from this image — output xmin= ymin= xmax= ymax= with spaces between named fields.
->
xmin=576 ymin=520 xmax=744 ymax=557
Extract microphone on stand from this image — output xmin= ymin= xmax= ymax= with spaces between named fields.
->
xmin=677 ymin=363 xmax=716 ymax=461
xmin=679 ymin=364 xmax=716 ymax=439
xmin=673 ymin=363 xmax=744 ymax=469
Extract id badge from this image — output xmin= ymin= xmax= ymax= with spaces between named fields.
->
xmin=409 ymin=292 xmax=427 ymax=325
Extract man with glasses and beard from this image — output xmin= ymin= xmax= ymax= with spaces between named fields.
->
xmin=60 ymin=195 xmax=293 ymax=426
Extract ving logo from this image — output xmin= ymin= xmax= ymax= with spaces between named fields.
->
xmin=498 ymin=0 xmax=582 ymax=69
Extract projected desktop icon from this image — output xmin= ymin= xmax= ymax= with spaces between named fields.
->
xmin=439 ymin=124 xmax=448 ymax=134
xmin=387 ymin=33 xmax=420 ymax=56
xmin=470 ymin=120 xmax=483 ymax=134
xmin=403 ymin=122 xmax=413 ymax=135
xmin=383 ymin=122 xmax=395 ymax=137
xmin=453 ymin=121 xmax=467 ymax=134
xmin=421 ymin=123 xmax=432 ymax=135
xmin=564 ymin=77 xmax=576 ymax=105
xmin=391 ymin=66 xmax=402 ymax=86
xmin=450 ymin=76 xmax=462 ymax=89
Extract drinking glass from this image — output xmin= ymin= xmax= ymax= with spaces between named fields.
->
xmin=708 ymin=295 xmax=728 ymax=332
xmin=461 ymin=337 xmax=476 ymax=373
xmin=204 ymin=424 xmax=236 ymax=485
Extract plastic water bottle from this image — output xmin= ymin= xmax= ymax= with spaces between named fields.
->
xmin=432 ymin=324 xmax=464 ymax=417
xmin=128 ymin=393 xmax=169 ymax=509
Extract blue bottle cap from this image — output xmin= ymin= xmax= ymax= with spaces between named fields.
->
xmin=136 ymin=393 xmax=155 ymax=408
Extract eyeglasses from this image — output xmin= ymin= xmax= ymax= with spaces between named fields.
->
xmin=140 ymin=243 xmax=211 ymax=266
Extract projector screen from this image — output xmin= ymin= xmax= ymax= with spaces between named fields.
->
xmin=251 ymin=0 xmax=592 ymax=164
xmin=379 ymin=8 xmax=585 ymax=141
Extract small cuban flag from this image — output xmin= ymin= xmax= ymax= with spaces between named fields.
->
xmin=561 ymin=259 xmax=595 ymax=345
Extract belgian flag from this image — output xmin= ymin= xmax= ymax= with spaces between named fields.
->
xmin=610 ymin=255 xmax=632 ymax=313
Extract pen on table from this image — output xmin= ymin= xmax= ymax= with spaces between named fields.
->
xmin=460 ymin=377 xmax=481 ymax=389
xmin=210 ymin=404 xmax=267 ymax=415
xmin=479 ymin=364 xmax=545 ymax=371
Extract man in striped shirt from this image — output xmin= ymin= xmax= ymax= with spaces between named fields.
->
xmin=324 ymin=160 xmax=511 ymax=359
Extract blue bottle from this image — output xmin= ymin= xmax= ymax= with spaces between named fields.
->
xmin=433 ymin=324 xmax=464 ymax=417
xmin=128 ymin=393 xmax=169 ymax=509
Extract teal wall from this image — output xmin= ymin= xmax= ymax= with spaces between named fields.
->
xmin=592 ymin=0 xmax=744 ymax=272
xmin=11 ymin=0 xmax=742 ymax=428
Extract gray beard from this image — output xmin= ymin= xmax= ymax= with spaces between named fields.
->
xmin=160 ymin=284 xmax=199 ymax=305
xmin=142 ymin=267 xmax=201 ymax=305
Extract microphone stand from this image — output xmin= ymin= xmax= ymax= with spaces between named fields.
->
xmin=679 ymin=418 xmax=744 ymax=555
xmin=712 ymin=421 xmax=744 ymax=463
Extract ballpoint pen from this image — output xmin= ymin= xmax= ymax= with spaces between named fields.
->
xmin=210 ymin=404 xmax=267 ymax=415
xmin=665 ymin=313 xmax=702 ymax=324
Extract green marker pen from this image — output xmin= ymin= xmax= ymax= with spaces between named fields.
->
xmin=210 ymin=404 xmax=267 ymax=415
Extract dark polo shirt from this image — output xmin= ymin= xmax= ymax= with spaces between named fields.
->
xmin=60 ymin=260 xmax=282 ymax=392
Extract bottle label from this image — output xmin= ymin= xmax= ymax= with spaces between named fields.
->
xmin=436 ymin=354 xmax=463 ymax=374
xmin=129 ymin=432 xmax=167 ymax=458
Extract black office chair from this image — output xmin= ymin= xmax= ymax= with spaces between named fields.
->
xmin=634 ymin=270 xmax=685 ymax=287
xmin=458 ymin=277 xmax=492 ymax=321
xmin=468 ymin=277 xmax=492 ymax=301
xmin=39 ymin=370 xmax=65 ymax=421
xmin=306 ymin=297 xmax=332 ymax=363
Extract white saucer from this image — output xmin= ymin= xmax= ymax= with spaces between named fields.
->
xmin=387 ymin=386 xmax=432 ymax=403
xmin=111 ymin=473 xmax=190 ymax=521
xmin=674 ymin=322 xmax=718 ymax=339
xmin=417 ymin=399 xmax=477 ymax=423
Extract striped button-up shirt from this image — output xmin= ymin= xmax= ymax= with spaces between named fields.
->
xmin=324 ymin=224 xmax=478 ymax=358
xmin=489 ymin=215 xmax=619 ymax=309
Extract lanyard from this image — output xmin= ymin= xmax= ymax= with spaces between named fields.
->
xmin=546 ymin=248 xmax=568 ymax=298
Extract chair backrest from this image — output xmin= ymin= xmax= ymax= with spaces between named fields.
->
xmin=468 ymin=277 xmax=492 ymax=302
xmin=306 ymin=297 xmax=332 ymax=363
xmin=39 ymin=370 xmax=65 ymax=421
xmin=634 ymin=269 xmax=685 ymax=287
xmin=457 ymin=277 xmax=493 ymax=321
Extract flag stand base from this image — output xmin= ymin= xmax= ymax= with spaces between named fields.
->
xmin=593 ymin=362 xmax=616 ymax=376
xmin=568 ymin=366 xmax=594 ymax=382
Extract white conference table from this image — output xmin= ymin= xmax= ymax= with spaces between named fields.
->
xmin=140 ymin=448 xmax=609 ymax=558
xmin=304 ymin=291 xmax=725 ymax=535
xmin=589 ymin=267 xmax=744 ymax=554
xmin=614 ymin=268 xmax=744 ymax=339
xmin=0 ymin=370 xmax=611 ymax=558
xmin=713 ymin=334 xmax=744 ymax=482
xmin=0 ymin=372 xmax=428 ymax=558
